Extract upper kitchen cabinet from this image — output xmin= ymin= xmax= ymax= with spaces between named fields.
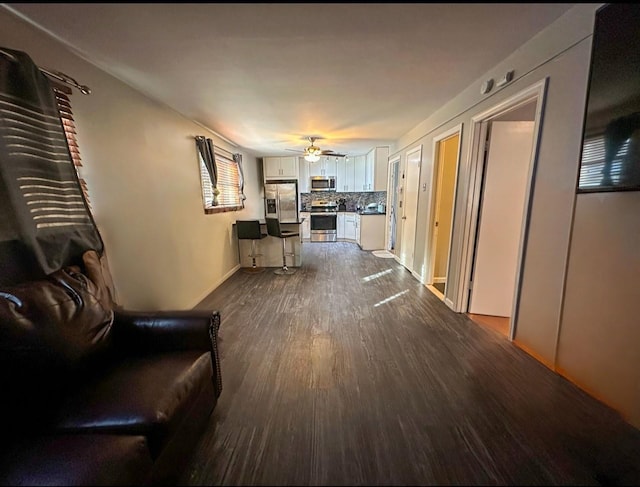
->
xmin=263 ymin=156 xmax=299 ymax=181
xmin=307 ymin=156 xmax=337 ymax=178
xmin=365 ymin=146 xmax=390 ymax=191
xmin=298 ymin=157 xmax=309 ymax=193
xmin=337 ymin=157 xmax=355 ymax=192
xmin=353 ymin=155 xmax=367 ymax=191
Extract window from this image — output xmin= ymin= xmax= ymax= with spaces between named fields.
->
xmin=578 ymin=134 xmax=630 ymax=190
xmin=198 ymin=145 xmax=243 ymax=213
xmin=51 ymin=83 xmax=94 ymax=211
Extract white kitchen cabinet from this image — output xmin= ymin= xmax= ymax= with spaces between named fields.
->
xmin=373 ymin=146 xmax=390 ymax=191
xmin=355 ymin=213 xmax=361 ymax=245
xmin=307 ymin=156 xmax=337 ymax=178
xmin=307 ymin=160 xmax=323 ymax=177
xmin=263 ymin=156 xmax=299 ymax=181
xmin=336 ymin=157 xmax=355 ymax=192
xmin=298 ymin=157 xmax=309 ymax=193
xmin=343 ymin=157 xmax=355 ymax=191
xmin=337 ymin=213 xmax=345 ymax=239
xmin=300 ymin=212 xmax=310 ymax=240
xmin=323 ymin=156 xmax=337 ymax=178
xmin=336 ymin=160 xmax=345 ymax=192
xmin=344 ymin=213 xmax=357 ymax=241
xmin=353 ymin=155 xmax=367 ymax=191
xmin=365 ymin=150 xmax=375 ymax=191
xmin=358 ymin=214 xmax=386 ymax=250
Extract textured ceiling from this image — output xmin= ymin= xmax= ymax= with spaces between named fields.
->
xmin=6 ymin=3 xmax=575 ymax=156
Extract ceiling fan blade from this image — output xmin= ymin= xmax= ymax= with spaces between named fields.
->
xmin=285 ymin=148 xmax=305 ymax=153
xmin=320 ymin=150 xmax=346 ymax=157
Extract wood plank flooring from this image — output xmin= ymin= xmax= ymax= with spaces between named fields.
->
xmin=467 ymin=313 xmax=510 ymax=337
xmin=180 ymin=242 xmax=640 ymax=486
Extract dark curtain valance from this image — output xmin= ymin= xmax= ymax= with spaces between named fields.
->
xmin=0 ymin=47 xmax=103 ymax=287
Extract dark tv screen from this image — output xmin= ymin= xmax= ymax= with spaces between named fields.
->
xmin=577 ymin=3 xmax=640 ymax=192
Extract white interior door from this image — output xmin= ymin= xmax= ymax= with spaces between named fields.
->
xmin=469 ymin=121 xmax=534 ymax=316
xmin=388 ymin=159 xmax=400 ymax=251
xmin=399 ymin=147 xmax=421 ymax=269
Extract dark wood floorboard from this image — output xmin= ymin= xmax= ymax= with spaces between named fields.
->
xmin=181 ymin=242 xmax=640 ymax=486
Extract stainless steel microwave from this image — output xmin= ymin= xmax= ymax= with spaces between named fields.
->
xmin=310 ymin=176 xmax=336 ymax=192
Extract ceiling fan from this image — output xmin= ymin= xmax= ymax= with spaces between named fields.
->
xmin=286 ymin=136 xmax=346 ymax=162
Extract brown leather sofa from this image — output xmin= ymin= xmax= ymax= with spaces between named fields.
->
xmin=0 ymin=265 xmax=221 ymax=485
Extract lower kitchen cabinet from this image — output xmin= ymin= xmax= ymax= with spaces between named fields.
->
xmin=358 ymin=214 xmax=386 ymax=250
xmin=344 ymin=213 xmax=357 ymax=241
xmin=337 ymin=213 xmax=345 ymax=239
xmin=337 ymin=212 xmax=357 ymax=241
xmin=300 ymin=212 xmax=310 ymax=240
xmin=335 ymin=212 xmax=383 ymax=249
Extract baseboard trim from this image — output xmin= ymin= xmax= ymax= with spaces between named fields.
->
xmin=190 ymin=264 xmax=241 ymax=309
xmin=411 ymin=270 xmax=424 ymax=283
xmin=512 ymin=339 xmax=555 ymax=370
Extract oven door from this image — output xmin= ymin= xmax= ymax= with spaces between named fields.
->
xmin=310 ymin=213 xmax=337 ymax=242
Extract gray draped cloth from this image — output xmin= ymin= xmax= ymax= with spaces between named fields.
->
xmin=0 ymin=47 xmax=103 ymax=286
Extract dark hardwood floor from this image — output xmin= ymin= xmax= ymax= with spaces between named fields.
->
xmin=181 ymin=242 xmax=640 ymax=486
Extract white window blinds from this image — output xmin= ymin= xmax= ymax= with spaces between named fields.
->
xmin=52 ymin=85 xmax=93 ymax=211
xmin=199 ymin=147 xmax=242 ymax=211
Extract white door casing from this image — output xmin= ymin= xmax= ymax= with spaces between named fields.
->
xmin=452 ymin=78 xmax=547 ymax=341
xmin=426 ymin=125 xmax=462 ymax=299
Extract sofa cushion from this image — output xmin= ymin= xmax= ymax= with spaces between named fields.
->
xmin=0 ymin=267 xmax=115 ymax=429
xmin=53 ymin=351 xmax=212 ymax=457
xmin=0 ymin=434 xmax=152 ymax=486
xmin=0 ymin=267 xmax=114 ymax=368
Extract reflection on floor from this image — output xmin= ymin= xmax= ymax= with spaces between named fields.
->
xmin=467 ymin=313 xmax=510 ymax=337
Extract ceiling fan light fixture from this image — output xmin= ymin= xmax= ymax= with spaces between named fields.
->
xmin=305 ymin=153 xmax=320 ymax=162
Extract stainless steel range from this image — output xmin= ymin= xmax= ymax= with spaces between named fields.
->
xmin=310 ymin=200 xmax=337 ymax=242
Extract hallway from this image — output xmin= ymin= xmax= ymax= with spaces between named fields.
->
xmin=183 ymin=242 xmax=639 ymax=485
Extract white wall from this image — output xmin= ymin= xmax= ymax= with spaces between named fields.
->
xmin=0 ymin=8 xmax=264 ymax=310
xmin=392 ymin=3 xmax=640 ymax=428
xmin=391 ymin=3 xmax=600 ymax=360
xmin=557 ymin=192 xmax=640 ymax=428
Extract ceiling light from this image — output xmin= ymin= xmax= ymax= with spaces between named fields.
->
xmin=305 ymin=153 xmax=320 ymax=162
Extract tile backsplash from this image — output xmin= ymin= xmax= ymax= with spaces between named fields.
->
xmin=301 ymin=191 xmax=387 ymax=211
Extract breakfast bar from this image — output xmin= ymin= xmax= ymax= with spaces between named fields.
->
xmin=233 ymin=219 xmax=305 ymax=269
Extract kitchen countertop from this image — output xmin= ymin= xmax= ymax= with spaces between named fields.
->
xmin=300 ymin=208 xmax=385 ymax=215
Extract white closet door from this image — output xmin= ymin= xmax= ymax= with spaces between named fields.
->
xmin=469 ymin=121 xmax=534 ymax=316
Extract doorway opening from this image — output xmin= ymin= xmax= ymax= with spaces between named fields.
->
xmin=455 ymin=79 xmax=547 ymax=340
xmin=425 ymin=125 xmax=462 ymax=302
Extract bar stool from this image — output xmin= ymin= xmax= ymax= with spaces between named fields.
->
xmin=265 ymin=218 xmax=299 ymax=275
xmin=236 ymin=220 xmax=268 ymax=273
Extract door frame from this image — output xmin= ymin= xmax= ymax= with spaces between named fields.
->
xmin=454 ymin=78 xmax=548 ymax=340
xmin=425 ymin=124 xmax=463 ymax=306
xmin=386 ymin=155 xmax=401 ymax=252
xmin=398 ymin=145 xmax=423 ymax=274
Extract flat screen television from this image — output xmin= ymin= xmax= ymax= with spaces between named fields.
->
xmin=577 ymin=3 xmax=640 ymax=193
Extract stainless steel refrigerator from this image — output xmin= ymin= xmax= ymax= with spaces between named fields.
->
xmin=264 ymin=181 xmax=298 ymax=223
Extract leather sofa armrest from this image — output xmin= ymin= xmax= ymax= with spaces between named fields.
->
xmin=112 ymin=310 xmax=222 ymax=396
